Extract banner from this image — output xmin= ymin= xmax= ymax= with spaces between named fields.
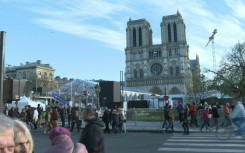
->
xmin=52 ymin=93 xmax=69 ymax=106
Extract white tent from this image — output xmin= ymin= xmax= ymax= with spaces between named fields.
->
xmin=7 ymin=96 xmax=46 ymax=112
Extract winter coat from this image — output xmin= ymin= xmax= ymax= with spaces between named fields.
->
xmin=52 ymin=109 xmax=59 ymax=120
xmin=79 ymin=119 xmax=104 ymax=153
xmin=44 ymin=135 xmax=88 ymax=153
xmin=231 ymin=101 xmax=245 ymax=118
xmin=111 ymin=110 xmax=120 ymax=126
xmin=71 ymin=110 xmax=80 ymax=122
xmin=203 ymin=109 xmax=209 ymax=121
xmin=212 ymin=106 xmax=220 ymax=118
xmin=102 ymin=109 xmax=111 ymax=124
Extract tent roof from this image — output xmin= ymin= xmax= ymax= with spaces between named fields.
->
xmin=19 ymin=96 xmax=31 ymax=103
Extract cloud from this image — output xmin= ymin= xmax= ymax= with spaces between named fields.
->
xmin=25 ymin=0 xmax=138 ymax=51
xmin=4 ymin=0 xmax=245 ymax=72
xmin=35 ymin=18 xmax=125 ymax=51
xmin=225 ymin=0 xmax=245 ymax=19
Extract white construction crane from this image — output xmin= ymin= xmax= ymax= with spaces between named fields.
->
xmin=206 ymin=29 xmax=217 ymax=71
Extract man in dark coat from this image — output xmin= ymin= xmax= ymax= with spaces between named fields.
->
xmin=102 ymin=108 xmax=111 ymax=134
xmin=79 ymin=105 xmax=104 ymax=153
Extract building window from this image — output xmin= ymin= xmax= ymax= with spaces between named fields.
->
xmin=170 ymin=66 xmax=173 ymax=75
xmin=176 ymin=66 xmax=179 ymax=75
xmin=134 ymin=69 xmax=137 ymax=78
xmin=168 ymin=24 xmax=171 ymax=42
xmin=44 ymin=72 xmax=48 ymax=78
xmin=133 ymin=28 xmax=136 ymax=47
xmin=140 ymin=69 xmax=144 ymax=78
xmin=174 ymin=48 xmax=178 ymax=55
xmin=140 ymin=52 xmax=143 ymax=58
xmin=174 ymin=23 xmax=177 ymax=42
xmin=139 ymin=27 xmax=142 ymax=46
xmin=22 ymin=72 xmax=26 ymax=79
xmin=169 ymin=49 xmax=172 ymax=56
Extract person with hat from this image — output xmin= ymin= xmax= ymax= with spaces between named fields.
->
xmin=78 ymin=105 xmax=104 ymax=153
xmin=44 ymin=127 xmax=87 ymax=153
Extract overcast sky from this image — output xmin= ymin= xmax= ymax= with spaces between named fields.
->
xmin=1 ymin=0 xmax=245 ymax=81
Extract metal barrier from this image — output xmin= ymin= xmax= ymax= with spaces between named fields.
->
xmin=126 ymin=108 xmax=228 ymax=126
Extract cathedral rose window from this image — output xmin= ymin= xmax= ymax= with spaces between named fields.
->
xmin=151 ymin=63 xmax=163 ymax=75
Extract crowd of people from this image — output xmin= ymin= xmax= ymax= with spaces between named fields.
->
xmin=161 ymin=98 xmax=245 ymax=138
xmin=0 ymin=103 xmax=111 ymax=153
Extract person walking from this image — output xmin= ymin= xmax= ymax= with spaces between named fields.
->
xmin=189 ymin=102 xmax=198 ymax=127
xmin=200 ymin=107 xmax=210 ymax=131
xmin=79 ymin=105 xmax=104 ymax=153
xmin=44 ymin=107 xmax=52 ymax=134
xmin=59 ymin=105 xmax=66 ymax=127
xmin=165 ymin=105 xmax=174 ymax=133
xmin=102 ymin=107 xmax=111 ymax=134
xmin=37 ymin=104 xmax=43 ymax=127
xmin=25 ymin=106 xmax=34 ymax=130
xmin=51 ymin=107 xmax=59 ymax=128
xmin=67 ymin=106 xmax=72 ymax=128
xmin=222 ymin=102 xmax=231 ymax=126
xmin=70 ymin=108 xmax=80 ymax=132
xmin=181 ymin=104 xmax=190 ymax=135
xmin=161 ymin=103 xmax=169 ymax=132
xmin=211 ymin=102 xmax=220 ymax=131
xmin=44 ymin=127 xmax=88 ymax=153
xmin=111 ymin=108 xmax=120 ymax=134
xmin=177 ymin=101 xmax=184 ymax=122
xmin=231 ymin=97 xmax=245 ymax=138
xmin=33 ymin=107 xmax=39 ymax=130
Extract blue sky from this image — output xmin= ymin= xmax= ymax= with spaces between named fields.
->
xmin=1 ymin=0 xmax=245 ymax=81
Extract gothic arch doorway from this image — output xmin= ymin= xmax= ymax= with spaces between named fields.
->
xmin=169 ymin=87 xmax=181 ymax=94
xmin=149 ymin=86 xmax=163 ymax=95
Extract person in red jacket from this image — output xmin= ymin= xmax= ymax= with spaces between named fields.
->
xmin=189 ymin=102 xmax=199 ymax=127
xmin=200 ymin=107 xmax=210 ymax=131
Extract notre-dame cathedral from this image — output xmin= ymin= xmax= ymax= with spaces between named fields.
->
xmin=124 ymin=11 xmax=200 ymax=95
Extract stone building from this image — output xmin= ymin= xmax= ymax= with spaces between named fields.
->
xmin=125 ymin=11 xmax=200 ymax=95
xmin=5 ymin=60 xmax=55 ymax=93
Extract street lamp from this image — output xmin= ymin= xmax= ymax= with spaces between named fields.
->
xmin=94 ymin=84 xmax=101 ymax=108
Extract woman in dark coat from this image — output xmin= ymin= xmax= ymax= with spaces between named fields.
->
xmin=79 ymin=105 xmax=104 ymax=153
xmin=181 ymin=104 xmax=190 ymax=135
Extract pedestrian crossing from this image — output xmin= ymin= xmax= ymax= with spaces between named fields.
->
xmin=158 ymin=133 xmax=245 ymax=153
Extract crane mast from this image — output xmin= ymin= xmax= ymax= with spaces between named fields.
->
xmin=206 ymin=29 xmax=217 ymax=71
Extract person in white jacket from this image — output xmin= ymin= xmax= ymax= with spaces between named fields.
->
xmin=231 ymin=99 xmax=245 ymax=138
xmin=33 ymin=108 xmax=39 ymax=130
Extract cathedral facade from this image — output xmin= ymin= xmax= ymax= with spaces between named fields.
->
xmin=125 ymin=11 xmax=199 ymax=95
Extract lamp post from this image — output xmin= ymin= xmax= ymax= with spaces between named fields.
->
xmin=94 ymin=84 xmax=101 ymax=108
xmin=103 ymin=97 xmax=106 ymax=108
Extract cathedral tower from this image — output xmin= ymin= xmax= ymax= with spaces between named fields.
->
xmin=125 ymin=11 xmax=194 ymax=95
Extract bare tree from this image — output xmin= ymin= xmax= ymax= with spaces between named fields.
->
xmin=208 ymin=42 xmax=245 ymax=98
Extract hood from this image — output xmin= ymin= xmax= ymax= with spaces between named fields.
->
xmin=85 ymin=118 xmax=104 ymax=127
xmin=51 ymin=135 xmax=73 ymax=146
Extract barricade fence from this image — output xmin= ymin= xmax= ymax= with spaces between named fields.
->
xmin=126 ymin=108 xmax=228 ymax=126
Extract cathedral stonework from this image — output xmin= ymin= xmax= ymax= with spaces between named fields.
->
xmin=125 ymin=11 xmax=198 ymax=95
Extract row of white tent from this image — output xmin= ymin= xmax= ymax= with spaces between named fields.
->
xmin=7 ymin=96 xmax=46 ymax=113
